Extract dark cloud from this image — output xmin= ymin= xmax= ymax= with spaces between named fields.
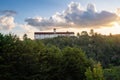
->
xmin=25 ymin=2 xmax=119 ymax=30
xmin=25 ymin=13 xmax=68 ymax=29
xmin=0 ymin=10 xmax=17 ymax=16
xmin=65 ymin=9 xmax=118 ymax=27
xmin=63 ymin=2 xmax=118 ymax=27
xmin=25 ymin=17 xmax=55 ymax=27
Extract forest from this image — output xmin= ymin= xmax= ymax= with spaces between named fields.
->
xmin=0 ymin=30 xmax=120 ymax=80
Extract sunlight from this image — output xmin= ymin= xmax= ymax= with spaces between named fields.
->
xmin=95 ymin=22 xmax=120 ymax=35
xmin=42 ymin=23 xmax=120 ymax=36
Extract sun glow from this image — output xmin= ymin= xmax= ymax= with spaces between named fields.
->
xmin=96 ymin=23 xmax=120 ymax=35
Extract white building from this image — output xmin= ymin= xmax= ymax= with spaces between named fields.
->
xmin=34 ymin=29 xmax=74 ymax=39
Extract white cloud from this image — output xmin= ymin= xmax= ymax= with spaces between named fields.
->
xmin=16 ymin=23 xmax=39 ymax=39
xmin=117 ymin=8 xmax=120 ymax=16
xmin=25 ymin=2 xmax=119 ymax=30
xmin=0 ymin=16 xmax=16 ymax=30
xmin=0 ymin=10 xmax=38 ymax=39
xmin=0 ymin=10 xmax=17 ymax=30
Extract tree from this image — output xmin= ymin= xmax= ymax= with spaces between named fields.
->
xmin=85 ymin=62 xmax=104 ymax=80
xmin=104 ymin=66 xmax=120 ymax=80
xmin=85 ymin=67 xmax=93 ymax=80
xmin=61 ymin=47 xmax=92 ymax=80
xmin=81 ymin=31 xmax=88 ymax=36
xmin=23 ymin=34 xmax=28 ymax=40
xmin=77 ymin=32 xmax=80 ymax=38
xmin=89 ymin=29 xmax=94 ymax=36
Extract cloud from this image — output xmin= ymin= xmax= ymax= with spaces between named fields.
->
xmin=0 ymin=10 xmax=17 ymax=16
xmin=16 ymin=24 xmax=40 ymax=39
xmin=66 ymin=2 xmax=118 ymax=27
xmin=117 ymin=8 xmax=120 ymax=15
xmin=0 ymin=10 xmax=16 ymax=30
xmin=0 ymin=10 xmax=37 ymax=39
xmin=25 ymin=2 xmax=119 ymax=30
xmin=25 ymin=13 xmax=67 ymax=30
xmin=0 ymin=16 xmax=16 ymax=30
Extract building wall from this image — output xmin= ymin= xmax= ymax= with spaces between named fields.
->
xmin=34 ymin=33 xmax=74 ymax=39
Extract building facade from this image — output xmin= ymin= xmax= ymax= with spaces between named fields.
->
xmin=34 ymin=29 xmax=74 ymax=39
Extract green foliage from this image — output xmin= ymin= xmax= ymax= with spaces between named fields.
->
xmin=104 ymin=66 xmax=120 ymax=80
xmin=85 ymin=67 xmax=93 ymax=80
xmin=0 ymin=33 xmax=93 ymax=80
xmin=61 ymin=47 xmax=91 ymax=80
xmin=23 ymin=34 xmax=28 ymax=40
xmin=85 ymin=62 xmax=104 ymax=80
xmin=0 ymin=32 xmax=120 ymax=80
xmin=0 ymin=33 xmax=45 ymax=80
xmin=42 ymin=33 xmax=120 ymax=68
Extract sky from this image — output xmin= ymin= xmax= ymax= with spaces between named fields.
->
xmin=0 ymin=0 xmax=120 ymax=39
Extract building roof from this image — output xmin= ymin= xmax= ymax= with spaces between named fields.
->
xmin=34 ymin=32 xmax=74 ymax=34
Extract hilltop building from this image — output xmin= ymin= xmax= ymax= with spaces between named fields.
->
xmin=34 ymin=28 xmax=74 ymax=39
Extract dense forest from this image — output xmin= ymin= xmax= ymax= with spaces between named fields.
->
xmin=0 ymin=30 xmax=120 ymax=80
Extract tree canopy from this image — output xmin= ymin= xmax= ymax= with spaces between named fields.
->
xmin=0 ymin=32 xmax=120 ymax=80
